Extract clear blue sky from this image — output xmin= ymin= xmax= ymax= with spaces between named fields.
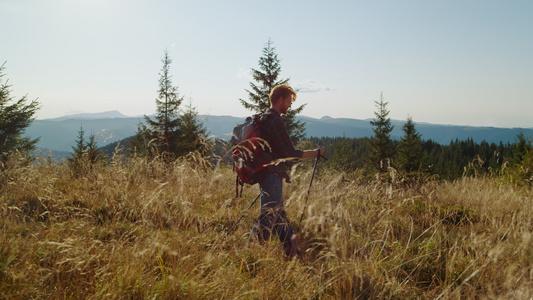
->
xmin=1 ymin=0 xmax=532 ymax=128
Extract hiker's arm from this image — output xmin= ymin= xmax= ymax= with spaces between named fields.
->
xmin=301 ymin=148 xmax=324 ymax=159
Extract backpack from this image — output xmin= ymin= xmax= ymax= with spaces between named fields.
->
xmin=231 ymin=114 xmax=272 ymax=197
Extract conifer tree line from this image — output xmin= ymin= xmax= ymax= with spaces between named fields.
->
xmin=129 ymin=50 xmax=209 ymax=160
xmin=68 ymin=50 xmax=210 ymax=167
xmin=68 ymin=126 xmax=107 ymax=176
xmin=308 ymin=134 xmax=532 ymax=181
xmin=0 ymin=50 xmax=211 ymax=172
xmin=305 ymin=94 xmax=532 ymax=183
xmin=77 ymin=42 xmax=533 ymax=184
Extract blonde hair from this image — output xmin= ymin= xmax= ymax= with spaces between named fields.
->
xmin=269 ymin=84 xmax=296 ymax=105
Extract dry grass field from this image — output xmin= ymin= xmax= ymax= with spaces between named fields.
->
xmin=1 ymin=153 xmax=532 ymax=299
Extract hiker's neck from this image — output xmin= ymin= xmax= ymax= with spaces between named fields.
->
xmin=270 ymin=104 xmax=283 ymax=115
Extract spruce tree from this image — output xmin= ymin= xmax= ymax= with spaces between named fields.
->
xmin=86 ymin=133 xmax=106 ymax=164
xmin=0 ymin=62 xmax=40 ymax=162
xmin=369 ymin=93 xmax=395 ymax=173
xmin=512 ymin=132 xmax=531 ymax=166
xmin=240 ymin=39 xmax=306 ymax=143
xmin=70 ymin=126 xmax=87 ymax=162
xmin=68 ymin=126 xmax=87 ymax=176
xmin=398 ymin=116 xmax=422 ymax=173
xmin=144 ymin=50 xmax=184 ymax=158
xmin=68 ymin=126 xmax=106 ymax=176
xmin=177 ymin=100 xmax=209 ymax=156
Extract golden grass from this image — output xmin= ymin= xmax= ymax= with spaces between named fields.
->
xmin=1 ymin=153 xmax=533 ymax=299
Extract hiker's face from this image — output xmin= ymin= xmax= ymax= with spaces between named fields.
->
xmin=281 ymin=95 xmax=293 ymax=114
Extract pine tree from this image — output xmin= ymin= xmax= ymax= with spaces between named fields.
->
xmin=177 ymin=100 xmax=210 ymax=156
xmin=68 ymin=126 xmax=88 ymax=176
xmin=398 ymin=116 xmax=422 ymax=173
xmin=86 ymin=133 xmax=106 ymax=165
xmin=369 ymin=93 xmax=395 ymax=173
xmin=240 ymin=39 xmax=306 ymax=143
xmin=144 ymin=50 xmax=184 ymax=158
xmin=68 ymin=126 xmax=106 ymax=176
xmin=70 ymin=126 xmax=87 ymax=162
xmin=512 ymin=133 xmax=531 ymax=166
xmin=0 ymin=62 xmax=40 ymax=162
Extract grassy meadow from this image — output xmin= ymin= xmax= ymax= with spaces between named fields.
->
xmin=1 ymin=152 xmax=533 ymax=299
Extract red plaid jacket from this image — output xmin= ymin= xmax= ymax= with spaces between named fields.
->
xmin=258 ymin=108 xmax=303 ymax=181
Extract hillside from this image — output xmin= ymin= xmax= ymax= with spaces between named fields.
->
xmin=2 ymin=153 xmax=532 ymax=298
xmin=27 ymin=112 xmax=533 ymax=153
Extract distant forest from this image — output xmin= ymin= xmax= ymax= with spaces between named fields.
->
xmin=96 ymin=118 xmax=532 ymax=183
xmin=304 ymin=134 xmax=530 ymax=181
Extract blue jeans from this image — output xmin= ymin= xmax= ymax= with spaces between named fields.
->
xmin=250 ymin=173 xmax=295 ymax=255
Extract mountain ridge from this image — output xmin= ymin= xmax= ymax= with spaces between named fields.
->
xmin=43 ymin=110 xmax=132 ymax=121
xmin=28 ymin=111 xmax=533 ymax=153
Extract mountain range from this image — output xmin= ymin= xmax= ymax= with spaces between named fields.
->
xmin=27 ymin=110 xmax=533 ymax=154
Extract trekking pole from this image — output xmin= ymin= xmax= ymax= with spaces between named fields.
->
xmin=221 ymin=192 xmax=262 ymax=243
xmin=298 ymin=152 xmax=327 ymax=227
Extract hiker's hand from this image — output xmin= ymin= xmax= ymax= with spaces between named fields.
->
xmin=302 ymin=149 xmax=322 ymax=159
xmin=315 ymin=148 xmax=324 ymax=158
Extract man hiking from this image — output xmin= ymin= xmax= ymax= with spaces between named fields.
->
xmin=249 ymin=84 xmax=324 ymax=258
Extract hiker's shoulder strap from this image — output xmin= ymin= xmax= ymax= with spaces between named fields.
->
xmin=255 ymin=111 xmax=270 ymax=129
xmin=254 ymin=112 xmax=264 ymax=121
